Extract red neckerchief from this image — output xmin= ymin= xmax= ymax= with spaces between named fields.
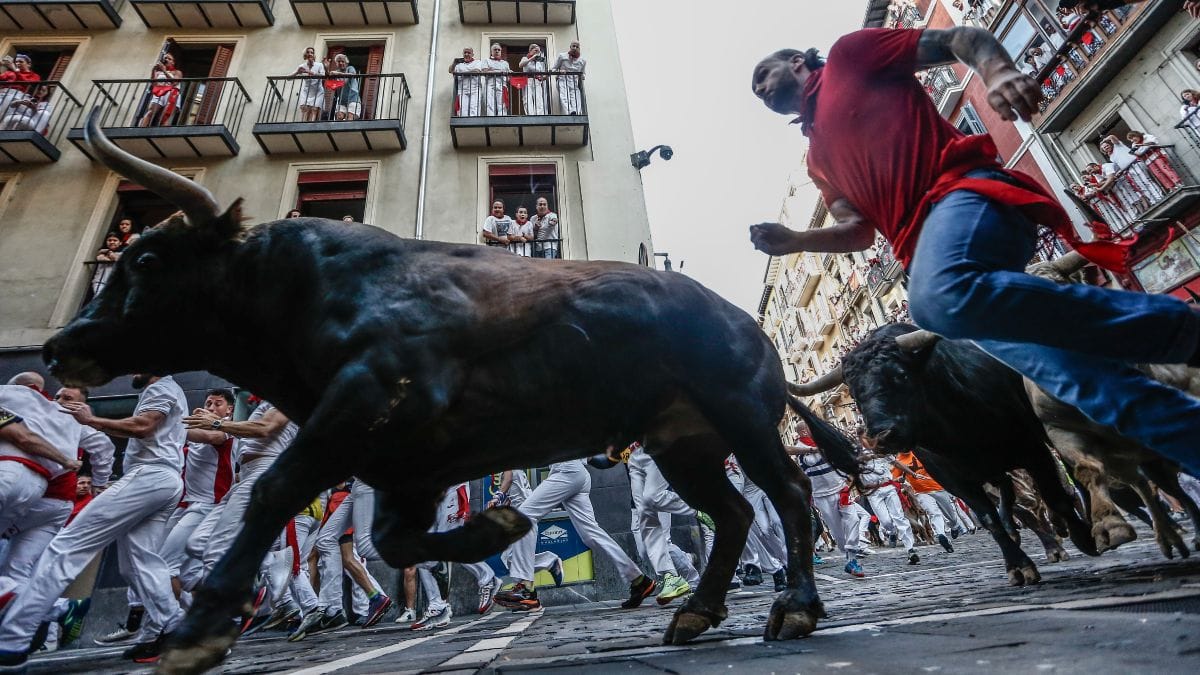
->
xmin=795 ymin=68 xmax=823 ymax=136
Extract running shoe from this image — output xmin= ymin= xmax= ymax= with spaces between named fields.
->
xmin=950 ymin=526 xmax=963 ymax=540
xmin=496 ymin=583 xmax=541 ymax=611
xmin=695 ymin=511 xmax=717 ymax=531
xmin=655 ymin=573 xmax=691 ymax=606
xmin=888 ymin=532 xmax=898 ymax=548
xmin=549 ymin=558 xmax=564 ymax=587
xmin=813 ymin=554 xmax=826 ymax=565
xmin=908 ymin=548 xmax=920 ymax=565
xmin=772 ymin=568 xmax=788 ymax=593
xmin=0 ymin=649 xmax=27 ymax=672
xmin=410 ymin=605 xmax=452 ymax=631
xmin=844 ymin=559 xmax=865 ymax=578
xmin=394 ymin=607 xmax=416 ymax=624
xmin=362 ymin=593 xmax=392 ymax=628
xmin=858 ymin=546 xmax=876 ymax=556
xmin=620 ymin=574 xmax=657 ymax=609
xmin=314 ymin=610 xmax=348 ymax=634
xmin=477 ymin=579 xmax=498 ymax=614
xmin=261 ymin=604 xmax=301 ymax=632
xmin=94 ymin=606 xmax=144 ymax=646
xmin=287 ymin=608 xmax=325 ymax=642
xmin=58 ymin=598 xmax=91 ymax=647
xmin=938 ymin=533 xmax=955 ymax=553
xmin=123 ymin=631 xmax=172 ymax=664
xmin=741 ymin=563 xmax=764 ymax=586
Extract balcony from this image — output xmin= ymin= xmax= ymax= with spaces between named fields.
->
xmin=957 ymin=0 xmax=1002 ymax=29
xmin=450 ymin=72 xmax=587 ymax=148
xmin=795 ymin=258 xmax=821 ymax=306
xmin=130 ymin=0 xmax=274 ymax=27
xmin=1178 ymin=111 xmax=1200 ymax=156
xmin=1034 ymin=2 xmax=1178 ymax=133
xmin=0 ymin=0 xmax=122 ymax=30
xmin=866 ymin=244 xmax=902 ymax=295
xmin=67 ymin=77 xmax=250 ymax=159
xmin=81 ymin=261 xmax=113 ymax=311
xmin=458 ymin=0 xmax=573 ymax=24
xmin=494 ymin=238 xmax=562 ymax=259
xmin=1070 ymin=146 xmax=1199 ymax=239
xmin=0 ymin=80 xmax=82 ymax=164
xmin=922 ymin=64 xmax=964 ymax=117
xmin=290 ymin=0 xmax=417 ymax=26
xmin=253 ymin=73 xmax=411 ymax=155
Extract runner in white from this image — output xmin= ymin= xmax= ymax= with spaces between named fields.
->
xmin=489 ymin=469 xmax=563 ymax=611
xmin=411 ymin=482 xmax=499 ymax=630
xmin=626 ymin=445 xmax=695 ymax=605
xmin=0 ymin=375 xmax=187 ymax=667
xmin=789 ymin=437 xmax=867 ymax=578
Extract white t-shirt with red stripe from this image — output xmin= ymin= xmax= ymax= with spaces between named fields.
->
xmin=181 ymin=436 xmax=236 ymax=505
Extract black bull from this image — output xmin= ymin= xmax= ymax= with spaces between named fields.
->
xmin=45 ymin=111 xmax=846 ymax=674
xmin=794 ymin=323 xmax=1100 ymax=586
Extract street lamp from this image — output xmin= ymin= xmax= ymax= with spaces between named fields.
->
xmin=654 ymin=252 xmax=683 ymax=272
xmin=631 ymin=144 xmax=673 ymax=170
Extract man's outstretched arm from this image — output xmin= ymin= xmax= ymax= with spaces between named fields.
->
xmin=915 ymin=27 xmax=1042 ymax=122
xmin=750 ymin=198 xmax=875 ymax=256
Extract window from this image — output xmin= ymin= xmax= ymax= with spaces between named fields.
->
xmin=4 ymin=43 xmax=75 ymax=81
xmin=956 ymin=103 xmax=988 ymax=135
xmin=295 ymin=170 xmax=369 ymax=222
xmin=488 ymin=163 xmax=557 ymax=223
xmin=138 ymin=39 xmax=235 ymax=127
xmin=322 ymin=41 xmax=386 ymax=121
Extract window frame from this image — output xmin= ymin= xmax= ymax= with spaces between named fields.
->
xmin=477 ymin=155 xmax=568 ymax=256
xmin=276 ymin=160 xmax=383 ymax=225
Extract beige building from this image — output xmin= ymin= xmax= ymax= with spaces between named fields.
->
xmin=0 ymin=0 xmax=654 ymax=353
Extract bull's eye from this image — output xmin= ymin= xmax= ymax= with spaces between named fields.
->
xmin=135 ymin=252 xmax=161 ymax=271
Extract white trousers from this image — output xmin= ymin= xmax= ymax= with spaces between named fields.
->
xmin=1180 ymin=472 xmax=1200 ymax=509
xmin=0 ymin=464 xmax=182 ymax=651
xmin=812 ymin=491 xmax=862 ymax=560
xmin=0 ymin=463 xmax=48 ymax=537
xmin=866 ymin=485 xmax=914 ymax=550
xmin=0 ymin=498 xmax=71 ymax=597
xmin=557 ymin=78 xmax=582 ymax=114
xmin=743 ymin=479 xmax=787 ymax=571
xmin=628 ymin=451 xmax=694 ymax=577
xmin=278 ymin=514 xmax=320 ymax=613
xmin=180 ymin=493 xmax=229 ymax=591
xmin=510 ymin=462 xmax=641 ymax=584
xmin=316 ymin=480 xmax=389 ymax=612
xmin=914 ymin=492 xmax=949 ymax=537
xmin=201 ymin=456 xmax=275 ymax=577
xmin=498 ymin=486 xmax=561 ymax=582
xmin=161 ymin=502 xmax=216 ymax=577
xmin=416 ymin=485 xmax=495 ymax=611
xmin=721 ymin=462 xmax=774 ymax=571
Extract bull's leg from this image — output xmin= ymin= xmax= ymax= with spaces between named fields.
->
xmin=1011 ymin=504 xmax=1068 ymax=563
xmin=733 ymin=436 xmax=824 ymax=642
xmin=370 ymin=487 xmax=531 ymax=568
xmin=1022 ymin=447 xmax=1099 ymax=557
xmin=1139 ymin=462 xmax=1199 ymax=555
xmin=955 ymin=483 xmax=1042 ymax=586
xmin=1052 ymin=440 xmax=1136 ymax=552
xmin=995 ymin=478 xmax=1022 ymax=544
xmin=648 ymin=435 xmax=754 ymax=645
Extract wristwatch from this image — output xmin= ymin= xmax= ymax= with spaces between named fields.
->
xmin=211 ymin=419 xmax=223 ymax=430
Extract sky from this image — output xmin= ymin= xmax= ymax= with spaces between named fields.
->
xmin=610 ymin=1 xmax=866 ymax=314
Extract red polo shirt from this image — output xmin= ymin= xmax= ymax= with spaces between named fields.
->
xmin=801 ymin=28 xmax=1134 ymax=272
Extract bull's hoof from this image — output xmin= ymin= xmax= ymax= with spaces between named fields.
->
xmin=663 ymin=596 xmax=726 ymax=645
xmin=454 ymin=507 xmax=531 ymax=561
xmin=157 ymin=587 xmax=242 ymax=674
xmin=1093 ymin=516 xmax=1136 ymax=553
xmin=1007 ymin=563 xmax=1041 ymax=587
xmin=1155 ymin=526 xmax=1190 ymax=560
xmin=157 ymin=631 xmax=236 ymax=675
xmin=1044 ymin=545 xmax=1069 ymax=563
xmin=763 ymin=589 xmax=823 ymax=642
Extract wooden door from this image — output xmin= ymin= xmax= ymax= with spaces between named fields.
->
xmin=194 ymin=44 xmax=234 ymax=126
xmin=360 ymin=46 xmax=384 ymax=120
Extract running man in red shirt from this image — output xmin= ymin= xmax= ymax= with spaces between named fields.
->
xmin=749 ymin=24 xmax=1200 ymax=477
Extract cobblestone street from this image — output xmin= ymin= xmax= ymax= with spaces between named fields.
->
xmin=25 ymin=523 xmax=1200 ymax=674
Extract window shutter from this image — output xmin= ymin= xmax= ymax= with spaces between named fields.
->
xmin=361 ymin=45 xmax=385 ymax=121
xmin=195 ymin=44 xmax=235 ymax=125
xmin=48 ymin=52 xmax=73 ymax=81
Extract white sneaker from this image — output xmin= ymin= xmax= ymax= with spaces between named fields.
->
xmin=411 ymin=605 xmax=452 ymax=631
xmin=394 ymin=607 xmax=416 ymax=624
xmin=93 ymin=625 xmax=139 ymax=646
xmin=477 ymin=579 xmax=498 ymax=614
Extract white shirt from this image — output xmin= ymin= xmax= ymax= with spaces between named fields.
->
xmin=454 ymin=59 xmax=484 ymax=94
xmin=123 ymin=376 xmax=187 ymax=473
xmin=506 ymin=469 xmax=532 ymax=507
xmin=553 ymin=53 xmax=586 ymax=74
xmin=859 ymin=457 xmax=894 ymax=489
xmin=511 ymin=220 xmax=535 ymax=256
xmin=0 ymin=385 xmax=83 ymax=478
xmin=797 ymin=450 xmax=846 ymax=498
xmin=1105 ymin=140 xmax=1137 ymax=172
xmin=183 ymin=434 xmax=235 ymax=504
xmin=296 ymin=61 xmax=325 ymax=95
xmin=483 ymin=215 xmax=514 ymax=244
xmin=532 ymin=211 xmax=559 ymax=242
xmin=237 ymin=402 xmax=298 ymax=462
xmin=80 ymin=426 xmax=115 ymax=488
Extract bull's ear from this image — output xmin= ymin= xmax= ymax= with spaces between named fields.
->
xmin=209 ymin=198 xmax=246 ymax=241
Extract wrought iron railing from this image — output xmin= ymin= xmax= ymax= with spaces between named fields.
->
xmin=1076 ymin=145 xmax=1195 ymax=236
xmin=922 ymin=64 xmax=961 ymax=108
xmin=487 ymin=237 xmax=562 ymax=258
xmin=257 ymin=73 xmax=411 ymax=125
xmin=0 ymin=79 xmax=82 ymax=147
xmin=451 ymin=71 xmax=585 ymax=117
xmin=1034 ymin=5 xmax=1138 ymax=112
xmin=81 ymin=260 xmax=115 ymax=310
xmin=1176 ymin=109 xmax=1200 ymax=155
xmin=67 ymin=77 xmax=251 ymax=134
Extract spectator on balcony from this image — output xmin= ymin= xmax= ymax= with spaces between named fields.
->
xmin=287 ymin=209 xmax=302 ymax=219
xmin=294 ymin=47 xmax=326 ymax=123
xmin=532 ymin=196 xmax=561 ymax=259
xmin=139 ymin=53 xmax=182 ymax=128
xmin=481 ymin=200 xmax=513 ymax=247
xmin=553 ymin=41 xmax=586 ymax=115
xmin=341 ymin=215 xmax=354 ymax=223
xmin=510 ymin=206 xmax=535 ymax=257
xmin=327 ymin=54 xmax=362 ymax=122
xmin=117 ymin=218 xmax=140 ymax=245
xmin=1101 ymin=134 xmax=1160 ymax=210
xmin=450 ymin=47 xmax=483 ymax=117
xmin=519 ymin=44 xmax=549 ymax=115
xmin=1180 ymin=89 xmax=1200 ymax=132
xmin=481 ymin=44 xmax=510 ymax=116
xmin=89 ymin=232 xmax=124 ymax=297
xmin=1023 ymin=46 xmax=1050 ymax=75
xmin=0 ymin=54 xmax=39 ymax=121
xmin=1056 ymin=6 xmax=1082 ymax=30
xmin=1127 ymin=130 xmax=1183 ymax=192
xmin=0 ymin=84 xmax=52 ymax=133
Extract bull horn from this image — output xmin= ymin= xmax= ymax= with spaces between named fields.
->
xmin=894 ymin=329 xmax=941 ymax=352
xmin=1049 ymin=250 xmax=1088 ymax=276
xmin=788 ymin=366 xmax=844 ymax=397
xmin=1187 ymin=288 xmax=1200 ymax=304
xmin=83 ymin=107 xmax=220 ymax=227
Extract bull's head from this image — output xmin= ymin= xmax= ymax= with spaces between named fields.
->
xmin=43 ymin=108 xmax=244 ymax=386
xmin=790 ymin=326 xmax=941 ymax=452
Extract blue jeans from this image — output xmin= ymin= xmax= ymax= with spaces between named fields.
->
xmin=907 ymin=172 xmax=1200 ymax=476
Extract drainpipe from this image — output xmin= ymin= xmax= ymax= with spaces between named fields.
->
xmin=414 ymin=0 xmax=442 ymax=240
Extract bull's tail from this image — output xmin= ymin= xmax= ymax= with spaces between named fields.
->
xmin=786 ymin=395 xmax=862 ymax=479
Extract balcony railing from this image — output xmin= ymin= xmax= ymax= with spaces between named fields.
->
xmin=1177 ymin=109 xmax=1200 ymax=155
xmin=253 ymin=73 xmax=411 ymax=154
xmin=0 ymin=0 xmax=124 ymax=30
xmin=67 ymin=77 xmax=250 ymax=159
xmin=81 ymin=260 xmax=115 ymax=310
xmin=450 ymin=71 xmax=587 ymax=148
xmin=458 ymin=0 xmax=574 ymax=24
xmin=922 ymin=64 xmax=962 ymax=111
xmin=489 ymin=238 xmax=562 ymax=259
xmin=130 ymin=0 xmax=275 ymax=27
xmin=290 ymin=0 xmax=418 ymax=26
xmin=865 ymin=243 xmax=902 ymax=295
xmin=0 ymin=80 xmax=82 ymax=163
xmin=1074 ymin=145 xmax=1196 ymax=237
